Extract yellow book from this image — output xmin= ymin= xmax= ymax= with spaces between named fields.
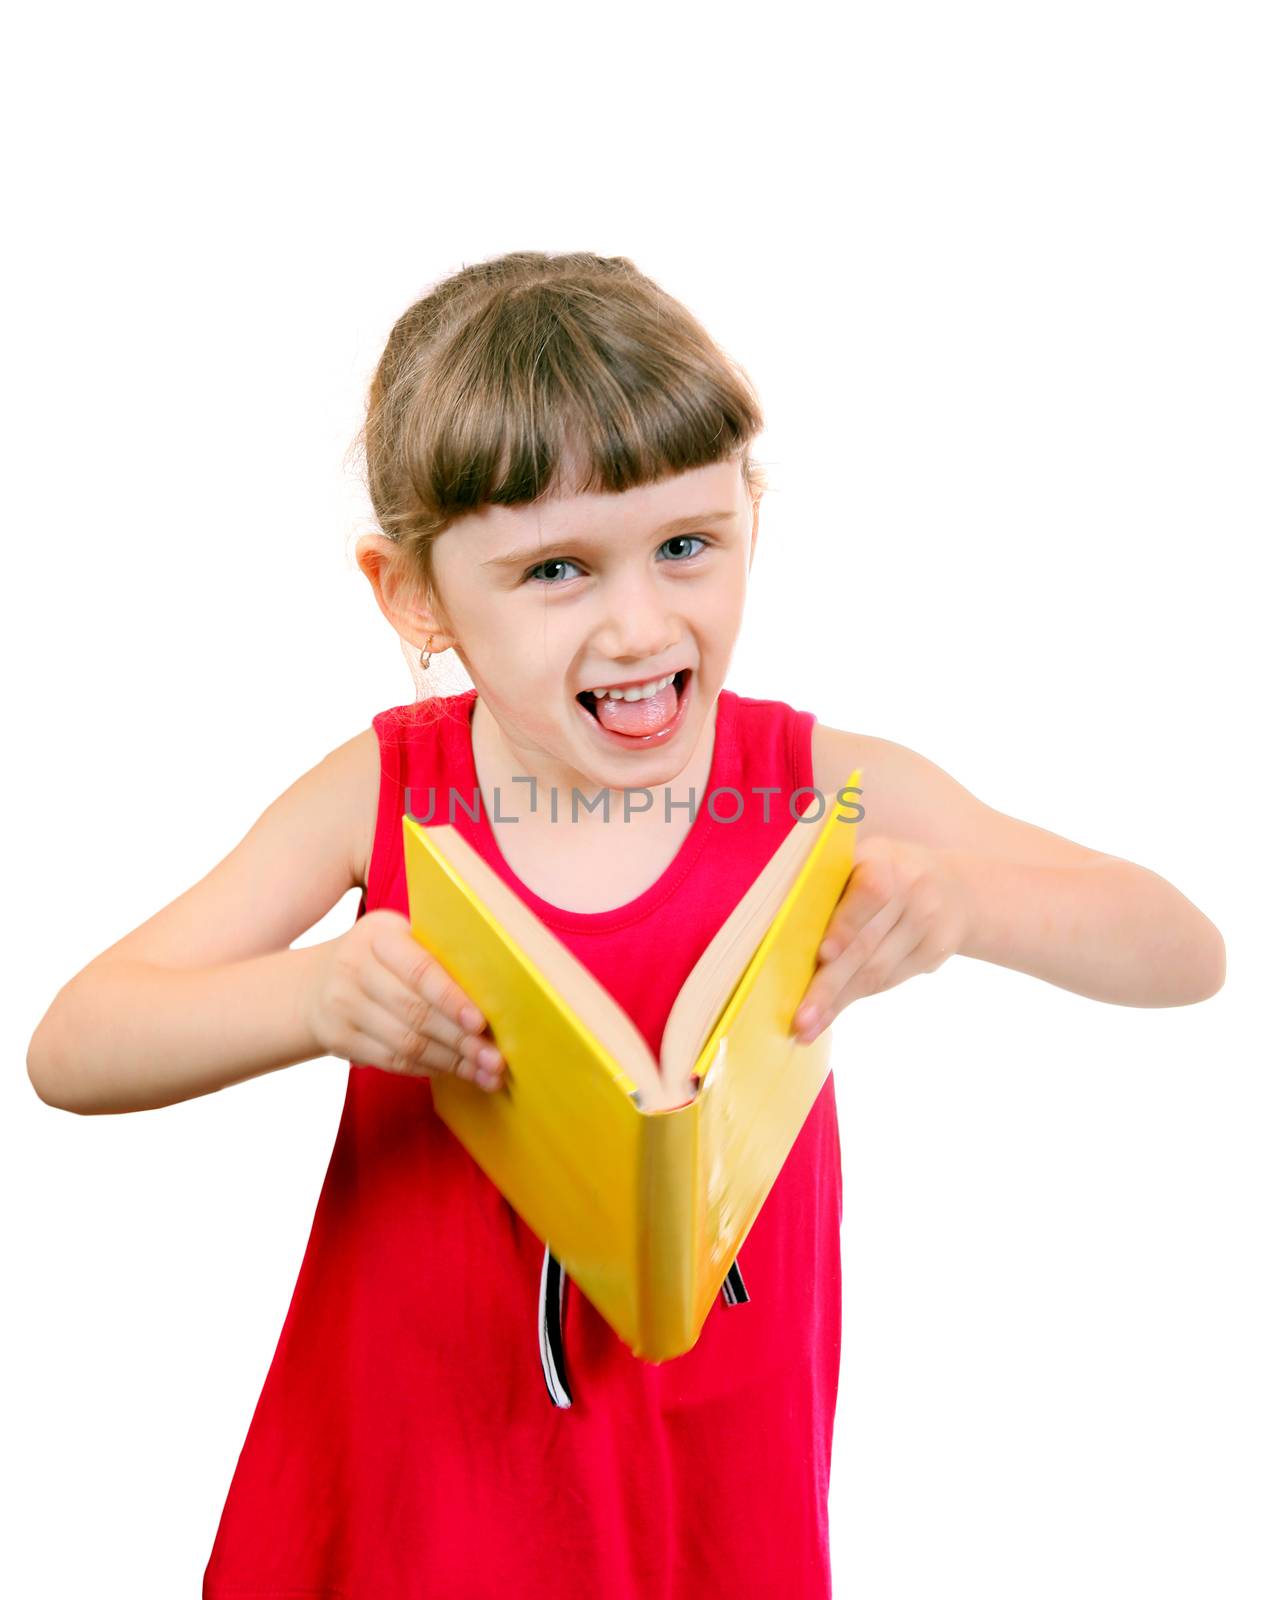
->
xmin=401 ymin=768 xmax=862 ymax=1364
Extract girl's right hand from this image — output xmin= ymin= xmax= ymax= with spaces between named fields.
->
xmin=303 ymin=909 xmax=507 ymax=1092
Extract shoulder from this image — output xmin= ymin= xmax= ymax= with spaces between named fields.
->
xmin=813 ymin=719 xmax=988 ymax=848
xmin=336 ymin=693 xmax=474 ymax=890
xmin=811 ymin=722 xmax=886 ymax=839
xmin=721 ymin=698 xmax=892 ymax=819
xmin=811 ymin=720 xmax=1110 ymax=866
xmin=314 ymin=723 xmax=383 ymax=893
xmin=811 ymin=720 xmax=981 ymax=850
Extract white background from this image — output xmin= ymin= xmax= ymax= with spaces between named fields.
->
xmin=4 ymin=3 xmax=1258 ymax=1595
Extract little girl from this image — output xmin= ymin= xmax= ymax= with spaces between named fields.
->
xmin=27 ymin=250 xmax=1225 ymax=1600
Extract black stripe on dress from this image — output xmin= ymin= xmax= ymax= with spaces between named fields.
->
xmin=539 ymin=1243 xmax=573 ymax=1408
xmin=721 ymin=1256 xmax=750 ymax=1305
xmin=537 ymin=1247 xmax=752 ymax=1406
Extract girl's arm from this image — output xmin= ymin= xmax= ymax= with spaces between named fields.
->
xmin=811 ymin=725 xmax=1226 ymax=1009
xmin=938 ymin=848 xmax=1224 ymax=1005
xmin=26 ymin=728 xmax=381 ymax=1115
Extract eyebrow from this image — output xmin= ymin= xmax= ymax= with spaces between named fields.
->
xmin=482 ymin=509 xmax=740 ymax=569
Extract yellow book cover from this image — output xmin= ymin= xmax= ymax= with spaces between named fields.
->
xmin=401 ymin=767 xmax=862 ymax=1363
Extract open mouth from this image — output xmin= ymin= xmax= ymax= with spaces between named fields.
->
xmin=575 ymin=668 xmax=689 ymax=721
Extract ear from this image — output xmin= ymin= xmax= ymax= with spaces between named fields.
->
xmin=748 ymin=497 xmax=760 ymax=569
xmin=355 ymin=534 xmax=456 ymax=656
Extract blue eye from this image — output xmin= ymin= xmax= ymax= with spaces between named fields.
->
xmin=660 ymin=534 xmax=709 ymax=562
xmin=526 ymin=557 xmax=581 ymax=585
xmin=525 ymin=534 xmax=711 ymax=586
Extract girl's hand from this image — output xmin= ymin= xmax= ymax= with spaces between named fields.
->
xmin=792 ymin=836 xmax=972 ymax=1043
xmin=304 ymin=910 xmax=507 ymax=1092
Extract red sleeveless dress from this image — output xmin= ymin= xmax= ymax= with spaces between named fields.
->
xmin=203 ymin=686 xmax=844 ymax=1599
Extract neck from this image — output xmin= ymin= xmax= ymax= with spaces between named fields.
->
xmin=469 ymin=692 xmax=719 ymax=830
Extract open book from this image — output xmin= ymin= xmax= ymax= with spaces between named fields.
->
xmin=401 ymin=766 xmax=862 ymax=1363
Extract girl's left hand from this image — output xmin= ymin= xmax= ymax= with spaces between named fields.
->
xmin=792 ymin=836 xmax=973 ymax=1044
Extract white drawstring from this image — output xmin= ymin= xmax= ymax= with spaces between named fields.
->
xmin=538 ymin=1246 xmax=750 ymax=1406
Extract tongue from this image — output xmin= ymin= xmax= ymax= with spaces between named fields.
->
xmin=595 ymin=680 xmax=678 ymax=736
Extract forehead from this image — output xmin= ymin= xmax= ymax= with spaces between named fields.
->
xmin=459 ymin=458 xmax=748 ymax=555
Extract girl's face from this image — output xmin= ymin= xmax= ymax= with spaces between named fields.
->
xmin=429 ymin=458 xmax=758 ymax=795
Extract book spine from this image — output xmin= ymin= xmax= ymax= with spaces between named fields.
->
xmin=634 ymin=1104 xmax=702 ymax=1363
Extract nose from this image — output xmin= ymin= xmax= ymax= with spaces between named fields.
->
xmin=595 ymin=567 xmax=680 ymax=664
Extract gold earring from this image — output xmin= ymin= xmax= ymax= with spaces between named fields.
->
xmin=420 ymin=635 xmax=433 ymax=670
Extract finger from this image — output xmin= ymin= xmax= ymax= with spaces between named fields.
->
xmin=350 ymin=999 xmax=501 ymax=1086
xmin=345 ymin=1000 xmax=465 ymax=1078
xmin=360 ymin=950 xmax=497 ymax=1062
xmin=815 ymin=851 xmax=908 ymax=960
xmin=840 ymin=912 xmax=926 ymax=1005
xmin=803 ymin=911 xmax=929 ymax=1040
xmin=811 ymin=844 xmax=910 ymax=969
xmin=898 ymin=925 xmax=955 ymax=976
xmin=795 ymin=894 xmax=905 ymax=1035
xmin=373 ymin=923 xmax=492 ymax=1040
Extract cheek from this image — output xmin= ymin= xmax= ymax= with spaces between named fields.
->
xmin=706 ymin=575 xmax=749 ymax=634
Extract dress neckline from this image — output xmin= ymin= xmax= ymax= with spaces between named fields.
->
xmin=450 ymin=687 xmax=737 ymax=934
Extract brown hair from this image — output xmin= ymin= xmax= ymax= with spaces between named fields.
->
xmin=349 ymin=250 xmax=769 ymax=637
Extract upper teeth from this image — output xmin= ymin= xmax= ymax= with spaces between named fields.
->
xmin=587 ymin=671 xmax=677 ymax=702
